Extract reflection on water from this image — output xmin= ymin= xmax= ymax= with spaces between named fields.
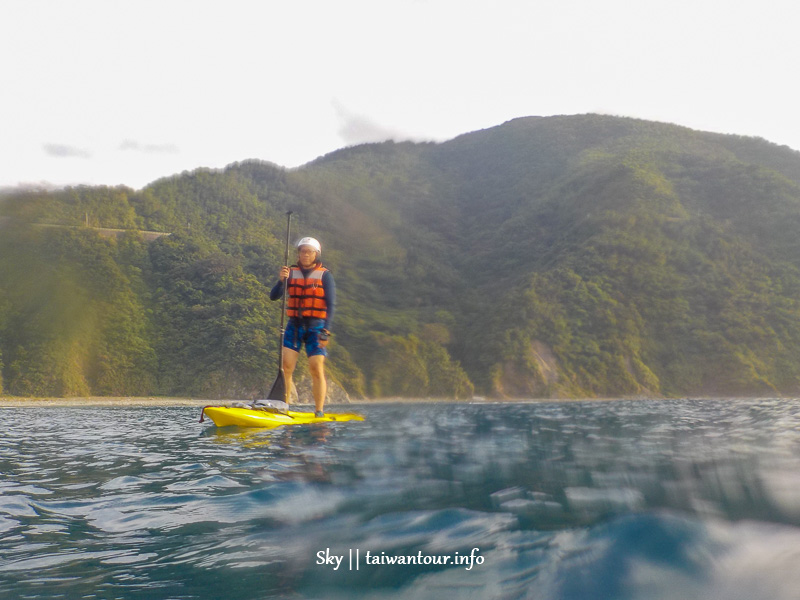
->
xmin=2 ymin=399 xmax=800 ymax=599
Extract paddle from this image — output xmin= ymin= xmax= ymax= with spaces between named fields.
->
xmin=262 ymin=210 xmax=293 ymax=409
xmin=199 ymin=212 xmax=294 ymax=423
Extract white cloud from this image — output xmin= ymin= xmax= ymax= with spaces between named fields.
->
xmin=333 ymin=101 xmax=413 ymax=146
xmin=119 ymin=140 xmax=180 ymax=155
xmin=43 ymin=144 xmax=92 ymax=159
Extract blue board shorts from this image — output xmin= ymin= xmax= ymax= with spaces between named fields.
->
xmin=283 ymin=318 xmax=328 ymax=357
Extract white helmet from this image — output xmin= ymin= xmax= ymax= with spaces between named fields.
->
xmin=295 ymin=236 xmax=321 ymax=254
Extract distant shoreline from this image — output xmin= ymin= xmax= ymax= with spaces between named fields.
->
xmin=0 ymin=396 xmax=477 ymax=407
xmin=1 ymin=397 xmax=213 ymax=407
xmin=0 ymin=395 xmax=723 ymax=407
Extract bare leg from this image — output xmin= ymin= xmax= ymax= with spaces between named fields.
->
xmin=308 ymin=354 xmax=327 ymax=414
xmin=282 ymin=347 xmax=300 ymax=405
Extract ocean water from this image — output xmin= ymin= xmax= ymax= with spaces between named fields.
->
xmin=2 ymin=399 xmax=800 ymax=600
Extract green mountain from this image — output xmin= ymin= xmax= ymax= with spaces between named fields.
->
xmin=3 ymin=114 xmax=800 ymax=399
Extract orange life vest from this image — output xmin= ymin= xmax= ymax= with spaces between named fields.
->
xmin=286 ymin=264 xmax=328 ymax=320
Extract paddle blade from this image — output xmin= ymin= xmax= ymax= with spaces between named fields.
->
xmin=267 ymin=370 xmax=286 ymax=402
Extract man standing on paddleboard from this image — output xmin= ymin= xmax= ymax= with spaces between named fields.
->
xmin=270 ymin=236 xmax=336 ymax=417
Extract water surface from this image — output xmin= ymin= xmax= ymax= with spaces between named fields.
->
xmin=2 ymin=399 xmax=800 ymax=599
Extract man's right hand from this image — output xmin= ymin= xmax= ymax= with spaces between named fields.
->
xmin=279 ymin=266 xmax=290 ymax=281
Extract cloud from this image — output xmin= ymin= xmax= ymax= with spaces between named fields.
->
xmin=333 ymin=101 xmax=409 ymax=146
xmin=43 ymin=143 xmax=92 ymax=158
xmin=119 ymin=139 xmax=180 ymax=154
xmin=0 ymin=181 xmax=62 ymax=195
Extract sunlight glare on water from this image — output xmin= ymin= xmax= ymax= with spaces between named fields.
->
xmin=2 ymin=399 xmax=800 ymax=599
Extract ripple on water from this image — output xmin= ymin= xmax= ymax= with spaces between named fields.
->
xmin=1 ymin=400 xmax=800 ymax=599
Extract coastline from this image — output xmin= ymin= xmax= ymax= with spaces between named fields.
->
xmin=0 ymin=396 xmax=467 ymax=407
xmin=0 ymin=395 xmax=679 ymax=407
xmin=0 ymin=397 xmax=214 ymax=407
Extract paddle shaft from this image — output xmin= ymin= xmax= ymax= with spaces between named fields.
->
xmin=266 ymin=211 xmax=293 ymax=402
xmin=277 ymin=211 xmax=293 ymax=370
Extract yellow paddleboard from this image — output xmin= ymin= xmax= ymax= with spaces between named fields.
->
xmin=200 ymin=405 xmax=365 ymax=428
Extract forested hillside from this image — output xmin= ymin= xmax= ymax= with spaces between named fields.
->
xmin=3 ymin=114 xmax=800 ymax=399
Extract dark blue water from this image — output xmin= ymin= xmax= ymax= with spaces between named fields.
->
xmin=2 ymin=399 xmax=800 ymax=599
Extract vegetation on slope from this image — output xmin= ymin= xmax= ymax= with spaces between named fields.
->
xmin=3 ymin=114 xmax=800 ymax=398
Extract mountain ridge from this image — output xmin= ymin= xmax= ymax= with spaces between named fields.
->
xmin=3 ymin=114 xmax=800 ymax=399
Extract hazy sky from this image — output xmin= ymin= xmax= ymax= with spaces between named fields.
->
xmin=2 ymin=0 xmax=797 ymax=190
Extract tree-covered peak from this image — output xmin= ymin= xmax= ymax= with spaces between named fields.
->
xmin=4 ymin=114 xmax=800 ymax=398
